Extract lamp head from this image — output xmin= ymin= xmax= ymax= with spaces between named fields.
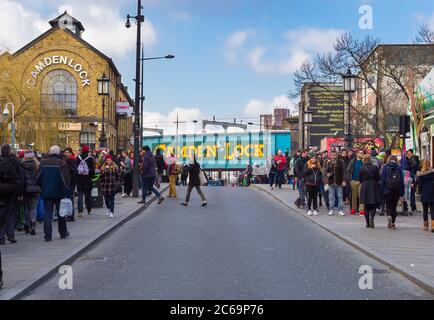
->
xmin=125 ymin=15 xmax=131 ymax=28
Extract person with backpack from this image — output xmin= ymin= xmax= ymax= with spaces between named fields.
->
xmin=359 ymin=154 xmax=381 ymax=228
xmin=154 ymin=148 xmax=165 ymax=189
xmin=303 ymin=156 xmax=322 ymax=216
xmin=76 ymin=145 xmax=95 ymax=217
xmin=413 ymin=160 xmax=434 ymax=232
xmin=138 ymin=146 xmax=165 ymax=205
xmin=380 ymin=156 xmax=405 ymax=230
xmin=21 ymin=150 xmax=41 ymax=235
xmin=37 ymin=145 xmax=71 ymax=241
xmin=100 ymin=155 xmax=120 ymax=218
xmin=180 ymin=156 xmax=207 ymax=207
xmin=0 ymin=144 xmax=23 ymax=245
xmin=63 ymin=148 xmax=77 ymax=222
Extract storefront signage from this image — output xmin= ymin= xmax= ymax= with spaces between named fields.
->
xmin=27 ymin=55 xmax=91 ymax=87
xmin=58 ymin=122 xmax=82 ymax=131
xmin=116 ymin=102 xmax=132 ymax=116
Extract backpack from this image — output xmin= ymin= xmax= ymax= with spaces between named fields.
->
xmin=387 ymin=167 xmax=401 ymax=191
xmin=77 ymin=155 xmax=90 ymax=176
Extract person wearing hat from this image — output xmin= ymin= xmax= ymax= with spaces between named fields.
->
xmin=36 ymin=145 xmax=71 ymax=241
xmin=76 ymin=145 xmax=95 ymax=217
xmin=21 ymin=150 xmax=41 ymax=235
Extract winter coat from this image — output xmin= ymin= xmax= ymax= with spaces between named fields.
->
xmin=0 ymin=155 xmax=22 ymax=199
xmin=414 ymin=169 xmax=434 ymax=203
xmin=100 ymin=163 xmax=120 ymax=196
xmin=324 ymin=159 xmax=346 ymax=186
xmin=406 ymin=155 xmax=420 ymax=177
xmin=123 ymin=157 xmax=132 ymax=174
xmin=140 ymin=150 xmax=157 ymax=177
xmin=21 ymin=159 xmax=41 ymax=194
xmin=380 ymin=161 xmax=405 ymax=197
xmin=359 ymin=162 xmax=381 ymax=206
xmin=269 ymin=159 xmax=277 ymax=175
xmin=294 ymin=156 xmax=308 ymax=178
xmin=303 ymin=161 xmax=322 ymax=187
xmin=37 ymin=154 xmax=71 ymax=200
xmin=64 ymin=156 xmax=77 ymax=187
xmin=76 ymin=153 xmax=95 ymax=192
xmin=274 ymin=155 xmax=286 ymax=171
xmin=347 ymin=158 xmax=364 ymax=181
xmin=188 ymin=160 xmax=201 ymax=187
xmin=154 ymin=153 xmax=165 ymax=174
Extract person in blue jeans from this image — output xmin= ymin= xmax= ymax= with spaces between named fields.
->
xmin=138 ymin=146 xmax=165 ymax=205
xmin=324 ymin=150 xmax=347 ymax=216
xmin=37 ymin=145 xmax=71 ymax=241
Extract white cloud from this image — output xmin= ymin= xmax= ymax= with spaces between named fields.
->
xmin=143 ymin=107 xmax=204 ymax=135
xmin=0 ymin=0 xmax=157 ymax=58
xmin=224 ymin=29 xmax=254 ymax=63
xmin=243 ymin=95 xmax=298 ymax=116
xmin=0 ymin=0 xmax=48 ymax=53
xmin=228 ymin=27 xmax=345 ymax=75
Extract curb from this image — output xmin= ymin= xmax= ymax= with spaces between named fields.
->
xmin=253 ymin=185 xmax=434 ymax=295
xmin=0 ymin=186 xmax=169 ymax=301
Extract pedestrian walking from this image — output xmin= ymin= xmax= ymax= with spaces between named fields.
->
xmin=21 ymin=150 xmax=41 ymax=235
xmin=274 ymin=150 xmax=286 ymax=189
xmin=37 ymin=145 xmax=71 ymax=241
xmin=63 ymin=148 xmax=77 ymax=222
xmin=181 ymin=156 xmax=207 ymax=207
xmin=359 ymin=154 xmax=381 ymax=228
xmin=294 ymin=150 xmax=308 ymax=208
xmin=120 ymin=150 xmax=132 ymax=197
xmin=154 ymin=148 xmax=165 ymax=189
xmin=0 ymin=144 xmax=23 ymax=245
xmin=100 ymin=155 xmax=120 ymax=218
xmin=269 ymin=156 xmax=277 ymax=190
xmin=347 ymin=149 xmax=366 ymax=216
xmin=405 ymin=149 xmax=420 ymax=214
xmin=76 ymin=145 xmax=95 ymax=217
xmin=324 ymin=150 xmax=346 ymax=216
xmin=413 ymin=160 xmax=434 ymax=232
xmin=167 ymin=152 xmax=178 ymax=198
xmin=380 ymin=156 xmax=405 ymax=230
xmin=138 ymin=146 xmax=165 ymax=205
xmin=303 ymin=156 xmax=322 ymax=216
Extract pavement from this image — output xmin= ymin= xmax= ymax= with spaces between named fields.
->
xmin=23 ymin=186 xmax=432 ymax=300
xmin=254 ymin=184 xmax=434 ymax=294
xmin=0 ymin=184 xmax=168 ymax=300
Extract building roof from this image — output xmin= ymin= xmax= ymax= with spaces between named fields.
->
xmin=49 ymin=11 xmax=85 ymax=32
xmin=13 ymin=26 xmax=122 ymax=78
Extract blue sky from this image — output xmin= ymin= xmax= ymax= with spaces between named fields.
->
xmin=1 ymin=0 xmax=434 ymax=132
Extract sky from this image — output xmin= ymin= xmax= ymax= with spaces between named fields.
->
xmin=1 ymin=0 xmax=434 ymax=134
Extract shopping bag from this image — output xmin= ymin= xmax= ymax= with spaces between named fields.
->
xmin=199 ymin=170 xmax=208 ymax=186
xmin=59 ymin=198 xmax=73 ymax=218
xmin=36 ymin=197 xmax=44 ymax=221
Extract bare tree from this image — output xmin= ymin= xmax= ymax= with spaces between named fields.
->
xmin=415 ymin=24 xmax=434 ymax=44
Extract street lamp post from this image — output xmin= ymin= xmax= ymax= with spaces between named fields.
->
xmin=97 ymin=73 xmax=110 ymax=149
xmin=342 ymin=68 xmax=356 ymax=150
xmin=126 ymin=0 xmax=145 ymax=198
xmin=304 ymin=110 xmax=313 ymax=149
xmin=3 ymin=103 xmax=15 ymax=149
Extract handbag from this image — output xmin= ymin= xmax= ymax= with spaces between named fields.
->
xmin=199 ymin=170 xmax=208 ymax=186
xmin=59 ymin=198 xmax=73 ymax=218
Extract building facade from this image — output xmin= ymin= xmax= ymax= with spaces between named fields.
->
xmin=0 ymin=12 xmax=134 ymax=152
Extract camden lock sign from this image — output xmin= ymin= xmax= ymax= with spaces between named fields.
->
xmin=27 ymin=55 xmax=91 ymax=87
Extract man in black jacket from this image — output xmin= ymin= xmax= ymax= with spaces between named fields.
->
xmin=405 ymin=149 xmax=420 ymax=213
xmin=294 ymin=150 xmax=308 ymax=208
xmin=0 ymin=144 xmax=23 ymax=245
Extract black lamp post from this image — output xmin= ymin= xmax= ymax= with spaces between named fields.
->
xmin=342 ymin=68 xmax=356 ymax=150
xmin=126 ymin=0 xmax=144 ymax=198
xmin=97 ymin=73 xmax=110 ymax=148
xmin=304 ymin=110 xmax=313 ymax=149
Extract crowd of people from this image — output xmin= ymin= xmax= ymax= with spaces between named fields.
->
xmin=0 ymin=143 xmax=208 ymax=290
xmin=268 ymin=147 xmax=434 ymax=232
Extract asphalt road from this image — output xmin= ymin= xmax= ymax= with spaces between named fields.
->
xmin=24 ymin=186 xmax=433 ymax=300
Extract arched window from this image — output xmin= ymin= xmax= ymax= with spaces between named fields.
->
xmin=41 ymin=69 xmax=77 ymax=115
